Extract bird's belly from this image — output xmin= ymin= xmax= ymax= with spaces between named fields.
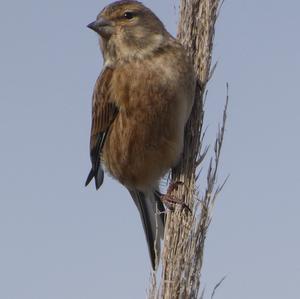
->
xmin=102 ymin=114 xmax=183 ymax=191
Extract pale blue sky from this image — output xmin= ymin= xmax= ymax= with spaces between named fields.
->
xmin=0 ymin=1 xmax=299 ymax=298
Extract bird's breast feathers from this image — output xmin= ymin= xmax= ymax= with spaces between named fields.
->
xmin=110 ymin=43 xmax=193 ymax=112
xmin=99 ymin=43 xmax=195 ymax=189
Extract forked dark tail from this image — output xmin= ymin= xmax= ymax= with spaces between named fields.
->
xmin=129 ymin=189 xmax=165 ymax=269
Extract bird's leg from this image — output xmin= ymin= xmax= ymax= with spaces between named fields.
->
xmin=157 ymin=181 xmax=192 ymax=213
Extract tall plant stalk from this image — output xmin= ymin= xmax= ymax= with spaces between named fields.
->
xmin=149 ymin=0 xmax=227 ymax=298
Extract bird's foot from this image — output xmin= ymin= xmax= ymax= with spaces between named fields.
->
xmin=156 ymin=181 xmax=192 ymax=213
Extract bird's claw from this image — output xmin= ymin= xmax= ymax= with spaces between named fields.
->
xmin=158 ymin=181 xmax=192 ymax=213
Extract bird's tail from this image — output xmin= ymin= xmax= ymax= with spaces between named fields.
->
xmin=129 ymin=189 xmax=165 ymax=269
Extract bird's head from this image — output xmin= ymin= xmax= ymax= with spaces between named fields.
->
xmin=87 ymin=1 xmax=170 ymax=63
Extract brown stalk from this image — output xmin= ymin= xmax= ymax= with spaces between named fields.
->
xmin=148 ymin=0 xmax=227 ymax=298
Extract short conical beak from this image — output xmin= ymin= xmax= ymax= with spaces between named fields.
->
xmin=87 ymin=21 xmax=98 ymax=32
xmin=87 ymin=17 xmax=112 ymax=34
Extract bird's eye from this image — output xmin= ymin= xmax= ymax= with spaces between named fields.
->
xmin=123 ymin=12 xmax=134 ymax=19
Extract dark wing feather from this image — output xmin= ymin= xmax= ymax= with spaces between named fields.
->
xmin=85 ymin=67 xmax=118 ymax=189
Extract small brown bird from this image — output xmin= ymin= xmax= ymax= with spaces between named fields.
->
xmin=85 ymin=0 xmax=195 ymax=268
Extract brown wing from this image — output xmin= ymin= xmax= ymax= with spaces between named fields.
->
xmin=85 ymin=67 xmax=118 ymax=189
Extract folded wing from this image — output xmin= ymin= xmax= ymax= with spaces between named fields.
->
xmin=85 ymin=67 xmax=118 ymax=189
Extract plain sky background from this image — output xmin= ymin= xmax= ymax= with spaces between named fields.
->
xmin=0 ymin=0 xmax=299 ymax=298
